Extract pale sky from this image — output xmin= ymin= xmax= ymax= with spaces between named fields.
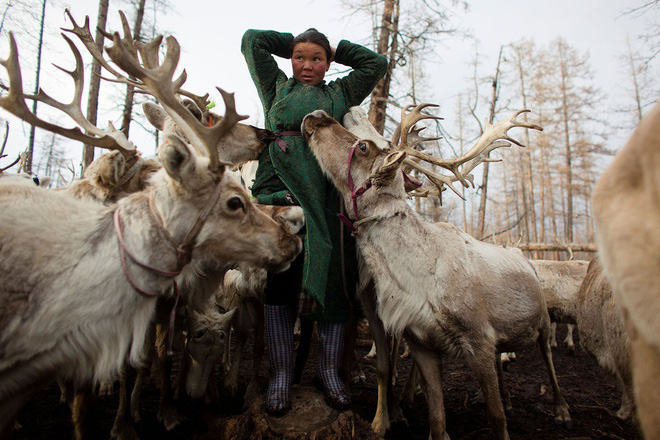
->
xmin=1 ymin=0 xmax=657 ymax=172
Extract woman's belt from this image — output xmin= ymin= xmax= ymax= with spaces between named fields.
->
xmin=267 ymin=131 xmax=302 ymax=152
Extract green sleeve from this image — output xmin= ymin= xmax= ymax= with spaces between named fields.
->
xmin=332 ymin=40 xmax=388 ymax=107
xmin=241 ymin=29 xmax=294 ymax=114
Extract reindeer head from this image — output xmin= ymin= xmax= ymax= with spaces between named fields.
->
xmin=183 ymin=301 xmax=236 ymax=399
xmin=146 ymin=132 xmax=301 ymax=274
xmin=304 ymin=104 xmax=542 ymax=218
xmin=302 ymin=110 xmax=408 ymax=221
xmin=143 ymin=100 xmax=272 ymax=166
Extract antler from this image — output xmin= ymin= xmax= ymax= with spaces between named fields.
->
xmin=0 ymin=32 xmax=136 ymax=155
xmin=391 ymin=105 xmax=542 ymax=198
xmin=104 ymin=30 xmax=247 ymax=171
xmin=62 ymin=10 xmax=212 ymax=131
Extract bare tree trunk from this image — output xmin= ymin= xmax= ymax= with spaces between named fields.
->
xmin=476 ymin=46 xmax=503 ymax=238
xmin=625 ymin=36 xmax=644 ymax=125
xmin=368 ymin=0 xmax=398 ymax=134
xmin=558 ymin=43 xmax=574 ymax=242
xmin=83 ymin=0 xmax=110 ymax=170
xmin=514 ymin=54 xmax=538 ymax=245
xmin=24 ymin=0 xmax=47 ymax=174
xmin=119 ymin=0 xmax=147 ymax=138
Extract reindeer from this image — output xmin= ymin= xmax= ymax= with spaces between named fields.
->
xmin=301 ymin=105 xmax=572 ymax=440
xmin=62 ymin=150 xmax=161 ymax=203
xmin=0 ymin=25 xmax=302 ymax=438
xmin=575 ymin=256 xmax=634 ymax=420
xmin=591 ymin=102 xmax=660 ymax=439
xmin=530 ymin=259 xmax=588 ymax=353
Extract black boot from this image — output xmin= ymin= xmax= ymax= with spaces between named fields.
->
xmin=317 ymin=321 xmax=351 ymax=411
xmin=264 ymin=305 xmax=295 ymax=415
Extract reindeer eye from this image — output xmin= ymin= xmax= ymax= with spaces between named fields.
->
xmin=194 ymin=329 xmax=206 ymax=340
xmin=227 ymin=197 xmax=244 ymax=211
xmin=358 ymin=142 xmax=367 ymax=152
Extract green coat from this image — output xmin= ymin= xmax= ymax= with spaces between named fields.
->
xmin=241 ymin=29 xmax=387 ymax=322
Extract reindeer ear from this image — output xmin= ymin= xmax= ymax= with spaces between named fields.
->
xmin=142 ymin=102 xmax=167 ymax=131
xmin=220 ymin=307 xmax=237 ymax=326
xmin=160 ymin=134 xmax=194 ymax=182
xmin=373 ymin=151 xmax=406 ymax=186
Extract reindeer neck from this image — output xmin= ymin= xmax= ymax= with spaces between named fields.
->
xmin=115 ymin=190 xmax=184 ymax=277
xmin=352 ymin=193 xmax=412 ymax=233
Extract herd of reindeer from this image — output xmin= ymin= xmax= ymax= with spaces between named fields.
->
xmin=0 ymin=9 xmax=658 ymax=440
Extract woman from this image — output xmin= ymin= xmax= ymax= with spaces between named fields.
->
xmin=241 ymin=28 xmax=387 ymax=415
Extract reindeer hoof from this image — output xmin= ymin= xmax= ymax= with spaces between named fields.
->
xmin=158 ymin=403 xmax=184 ymax=431
xmin=553 ymin=408 xmax=572 ymax=430
xmin=554 ymin=417 xmax=573 ymax=429
xmin=371 ymin=421 xmax=389 ymax=438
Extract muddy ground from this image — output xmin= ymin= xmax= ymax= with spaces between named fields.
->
xmin=12 ymin=324 xmax=641 ymax=439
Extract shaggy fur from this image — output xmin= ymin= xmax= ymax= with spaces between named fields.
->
xmin=0 ymin=135 xmax=301 ymax=435
xmin=302 ymin=110 xmax=571 ymax=440
xmin=63 ymin=151 xmax=161 ymax=204
xmin=592 ymin=102 xmax=660 ymax=439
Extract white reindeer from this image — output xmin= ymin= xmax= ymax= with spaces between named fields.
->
xmin=529 ymin=259 xmax=588 ymax=353
xmin=591 ymin=102 xmax=660 ymax=439
xmin=0 ymin=28 xmax=301 ymax=437
xmin=301 ymin=106 xmax=572 ymax=440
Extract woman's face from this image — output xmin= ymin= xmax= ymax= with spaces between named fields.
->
xmin=291 ymin=42 xmax=330 ymax=86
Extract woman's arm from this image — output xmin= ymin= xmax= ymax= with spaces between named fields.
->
xmin=241 ymin=29 xmax=294 ymax=113
xmin=331 ymin=40 xmax=388 ymax=107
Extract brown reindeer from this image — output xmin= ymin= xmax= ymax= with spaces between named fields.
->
xmin=301 ymin=106 xmax=571 ymax=440
xmin=576 ymin=256 xmax=635 ymax=420
xmin=592 ymin=102 xmax=660 ymax=439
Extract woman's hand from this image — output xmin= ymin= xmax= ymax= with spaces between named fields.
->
xmin=330 ymin=46 xmax=336 ymax=63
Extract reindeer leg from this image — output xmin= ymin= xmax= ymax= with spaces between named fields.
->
xmin=225 ymin=330 xmax=246 ymax=399
xmin=368 ymin=318 xmax=392 ymax=437
xmin=400 ymin=361 xmax=420 ymax=406
xmin=564 ymin=324 xmax=576 ymax=354
xmin=244 ymin=303 xmax=265 ymax=408
xmin=71 ymin=383 xmax=102 ymax=440
xmin=155 ymin=320 xmax=184 ymax=431
xmin=466 ymin=346 xmax=509 ymax=440
xmin=495 ymin=354 xmax=513 ymax=416
xmin=360 ymin=276 xmax=406 ymax=436
xmin=111 ymin=367 xmax=139 ymax=440
xmin=410 ymin=347 xmax=449 ymax=440
xmin=549 ymin=321 xmax=558 ymax=349
xmin=537 ymin=328 xmax=572 ymax=428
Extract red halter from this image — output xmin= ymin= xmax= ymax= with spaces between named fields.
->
xmin=337 ymin=140 xmax=372 ymax=232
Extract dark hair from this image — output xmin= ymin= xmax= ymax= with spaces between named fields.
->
xmin=291 ymin=28 xmax=332 ymax=61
